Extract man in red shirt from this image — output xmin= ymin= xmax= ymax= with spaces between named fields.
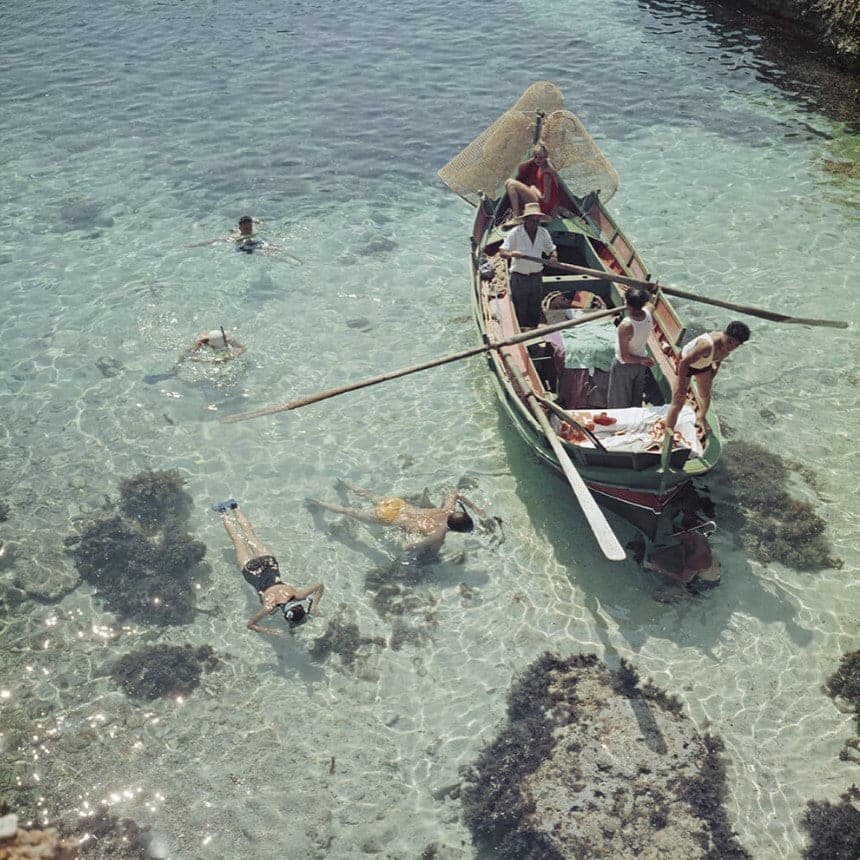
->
xmin=504 ymin=140 xmax=559 ymax=224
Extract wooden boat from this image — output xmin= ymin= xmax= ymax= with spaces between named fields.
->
xmin=438 ymin=82 xmax=722 ymax=549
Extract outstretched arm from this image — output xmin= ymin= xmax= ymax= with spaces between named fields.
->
xmin=227 ymin=335 xmax=248 ymax=358
xmin=404 ymin=526 xmax=447 ymax=556
xmin=293 ymin=582 xmax=324 ymax=614
xmin=454 ymin=492 xmax=486 ymax=518
xmin=186 ymin=237 xmax=224 ymax=248
xmin=246 ymin=606 xmax=283 ymax=637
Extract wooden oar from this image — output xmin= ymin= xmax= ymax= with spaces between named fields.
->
xmin=222 ymin=306 xmax=619 ymax=423
xmin=501 ymin=354 xmax=626 ymax=561
xmin=515 ymin=254 xmax=848 ymax=329
xmin=533 ymin=393 xmax=607 ymax=451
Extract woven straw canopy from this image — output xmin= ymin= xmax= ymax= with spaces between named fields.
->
xmin=438 ymin=81 xmax=618 ymax=206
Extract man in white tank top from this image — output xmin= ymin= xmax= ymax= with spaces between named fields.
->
xmin=666 ymin=320 xmax=751 ymax=433
xmin=607 ymin=287 xmax=655 ymax=408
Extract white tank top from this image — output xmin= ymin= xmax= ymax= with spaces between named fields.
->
xmin=614 ymin=310 xmax=652 ymax=362
xmin=681 ymin=332 xmax=715 ymax=369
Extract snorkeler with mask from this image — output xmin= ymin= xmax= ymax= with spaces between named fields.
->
xmin=306 ymin=481 xmax=487 ymax=556
xmin=213 ymin=499 xmax=324 ymax=637
xmin=188 ymin=326 xmax=246 ymax=363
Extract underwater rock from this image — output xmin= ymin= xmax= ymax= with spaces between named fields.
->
xmin=825 ymin=650 xmax=860 ymax=761
xmin=58 ymin=807 xmax=152 ymax=859
xmin=94 ymin=356 xmax=123 ymax=379
xmin=345 ymin=317 xmax=373 ymax=332
xmin=0 ymin=502 xmax=9 ymax=523
xmin=0 ymin=817 xmax=78 ymax=859
xmin=118 ymin=469 xmax=193 ymax=532
xmin=715 ymin=441 xmax=841 ymax=570
xmin=801 ymin=786 xmax=860 ymax=860
xmin=827 ymin=650 xmax=860 ymax=715
xmin=110 ymin=644 xmax=221 ymax=701
xmin=364 ymin=558 xmax=439 ymax=628
xmin=71 ymin=513 xmax=206 ymax=625
xmin=308 ymin=612 xmax=386 ymax=670
xmin=461 ymin=652 xmax=750 ymax=860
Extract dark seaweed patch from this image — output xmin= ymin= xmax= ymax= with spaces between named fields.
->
xmin=70 ymin=470 xmax=206 ymax=625
xmin=308 ymin=612 xmax=386 ymax=669
xmin=110 ymin=644 xmax=221 ymax=701
xmin=801 ymin=786 xmax=860 ymax=860
xmin=119 ymin=469 xmax=193 ymax=533
xmin=718 ymin=441 xmax=841 ymax=570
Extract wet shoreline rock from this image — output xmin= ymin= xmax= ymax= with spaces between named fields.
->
xmin=461 ymin=653 xmax=750 ymax=859
xmin=701 ymin=0 xmax=860 ymax=72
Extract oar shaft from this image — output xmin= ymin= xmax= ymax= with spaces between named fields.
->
xmin=221 ymin=306 xmax=619 ymax=423
xmin=533 ymin=393 xmax=607 ymax=451
xmin=518 ymin=255 xmax=848 ymax=329
xmin=501 ymin=353 xmax=626 ymax=561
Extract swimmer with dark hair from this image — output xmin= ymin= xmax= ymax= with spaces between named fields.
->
xmin=213 ymin=499 xmax=324 ymax=637
xmin=306 ymin=481 xmax=486 ymax=556
xmin=666 ymin=320 xmax=750 ymax=434
xmin=187 ymin=215 xmax=301 ymax=260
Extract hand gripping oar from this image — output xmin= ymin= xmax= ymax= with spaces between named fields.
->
xmin=513 ymin=255 xmax=848 ymax=329
xmin=500 ymin=354 xmax=626 ymax=561
xmin=221 ymin=305 xmax=619 ymax=423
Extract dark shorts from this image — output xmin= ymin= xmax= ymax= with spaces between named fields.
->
xmin=241 ymin=555 xmax=281 ymax=595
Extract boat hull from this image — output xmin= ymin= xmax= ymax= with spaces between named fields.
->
xmin=470 ymin=195 xmax=722 ymax=539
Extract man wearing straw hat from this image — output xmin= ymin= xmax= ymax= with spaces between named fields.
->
xmin=498 ymin=202 xmax=558 ymax=329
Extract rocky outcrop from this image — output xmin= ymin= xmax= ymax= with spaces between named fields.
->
xmin=461 ymin=653 xmax=750 ymax=859
xmin=704 ymin=0 xmax=860 ymax=71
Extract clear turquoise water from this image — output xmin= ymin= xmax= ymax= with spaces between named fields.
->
xmin=1 ymin=0 xmax=857 ymax=857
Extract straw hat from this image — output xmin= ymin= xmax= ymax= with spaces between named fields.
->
xmin=509 ymin=202 xmax=551 ymax=225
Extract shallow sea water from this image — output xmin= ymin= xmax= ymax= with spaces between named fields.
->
xmin=1 ymin=0 xmax=858 ymax=857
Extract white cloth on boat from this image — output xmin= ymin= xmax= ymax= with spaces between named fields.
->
xmin=557 ymin=404 xmax=703 ymax=458
xmin=560 ymin=314 xmax=617 ymax=374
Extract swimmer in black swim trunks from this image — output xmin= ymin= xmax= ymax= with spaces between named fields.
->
xmin=215 ymin=500 xmax=324 ymax=637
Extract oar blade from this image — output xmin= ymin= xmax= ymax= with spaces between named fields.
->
xmin=546 ymin=431 xmax=627 ymax=561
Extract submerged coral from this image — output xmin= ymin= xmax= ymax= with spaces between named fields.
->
xmin=65 ymin=468 xmax=206 ymax=625
xmin=825 ymin=650 xmax=860 ymax=761
xmin=308 ymin=612 xmax=386 ymax=669
xmin=461 ymin=652 xmax=750 ymax=860
xmin=118 ymin=469 xmax=192 ymax=532
xmin=801 ymin=786 xmax=860 ymax=860
xmin=716 ymin=441 xmax=841 ymax=570
xmin=827 ymin=651 xmax=860 ymax=715
xmin=71 ymin=515 xmax=205 ymax=624
xmin=365 ymin=560 xmax=426 ymax=618
xmin=110 ymin=644 xmax=221 ymax=700
xmin=58 ymin=807 xmax=153 ymax=859
xmin=0 ymin=501 xmax=9 ymax=523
